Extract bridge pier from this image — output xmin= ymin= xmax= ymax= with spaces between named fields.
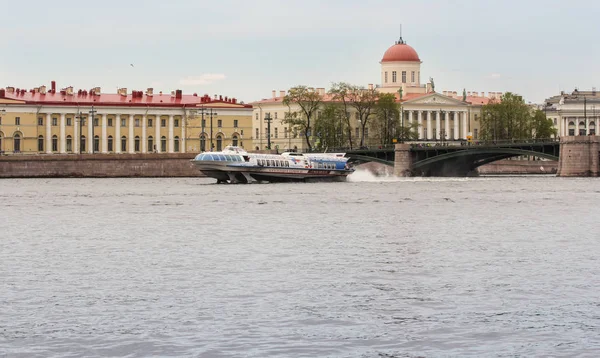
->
xmin=557 ymin=136 xmax=600 ymax=177
xmin=394 ymin=144 xmax=413 ymax=177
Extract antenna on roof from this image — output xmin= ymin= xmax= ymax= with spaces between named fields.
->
xmin=396 ymin=24 xmax=405 ymax=45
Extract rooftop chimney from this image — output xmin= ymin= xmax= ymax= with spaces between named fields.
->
xmin=146 ymin=88 xmax=154 ymax=96
xmin=39 ymin=85 xmax=47 ymax=95
xmin=51 ymin=81 xmax=56 ymax=93
xmin=118 ymin=88 xmax=127 ymax=96
xmin=175 ymin=89 xmax=182 ymax=99
xmin=6 ymin=87 xmax=14 ymax=94
xmin=93 ymin=87 xmax=101 ymax=96
xmin=0 ymin=89 xmax=4 ymax=97
xmin=280 ymin=90 xmax=286 ymax=97
xmin=272 ymin=90 xmax=277 ymax=99
xmin=65 ymin=86 xmax=73 ymax=95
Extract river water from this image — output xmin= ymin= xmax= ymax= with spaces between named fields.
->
xmin=1 ymin=172 xmax=599 ymax=357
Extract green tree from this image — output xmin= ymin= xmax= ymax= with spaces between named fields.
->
xmin=480 ymin=92 xmax=553 ymax=141
xmin=283 ymin=86 xmax=322 ymax=150
xmin=346 ymin=85 xmax=379 ymax=147
xmin=313 ymin=103 xmax=347 ymax=150
xmin=328 ymin=82 xmax=353 ymax=148
xmin=373 ymin=93 xmax=399 ymax=145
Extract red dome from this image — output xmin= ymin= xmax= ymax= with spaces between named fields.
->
xmin=381 ymin=43 xmax=421 ymax=62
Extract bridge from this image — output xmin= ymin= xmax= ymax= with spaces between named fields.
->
xmin=343 ymin=139 xmax=561 ymax=176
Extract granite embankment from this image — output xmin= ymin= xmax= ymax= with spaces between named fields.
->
xmin=0 ymin=154 xmax=203 ymax=178
xmin=359 ymin=160 xmax=558 ymax=176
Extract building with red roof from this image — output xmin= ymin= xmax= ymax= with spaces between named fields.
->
xmin=0 ymin=83 xmax=252 ymax=155
xmin=251 ymin=36 xmax=503 ymax=150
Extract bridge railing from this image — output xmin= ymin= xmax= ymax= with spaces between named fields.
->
xmin=289 ymin=138 xmax=559 ymax=153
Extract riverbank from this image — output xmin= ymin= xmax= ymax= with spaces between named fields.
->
xmin=359 ymin=160 xmax=558 ymax=176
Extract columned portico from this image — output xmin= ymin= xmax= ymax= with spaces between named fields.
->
xmin=453 ymin=112 xmax=459 ymax=140
xmin=427 ymin=111 xmax=432 ymax=139
xmin=462 ymin=112 xmax=468 ymax=139
xmin=101 ymin=114 xmax=108 ymax=153
xmin=115 ymin=114 xmax=121 ymax=153
xmin=142 ymin=115 xmax=147 ymax=153
xmin=87 ymin=114 xmax=93 ymax=154
xmin=128 ymin=114 xmax=134 ymax=153
xmin=417 ymin=110 xmax=423 ymax=139
xmin=59 ymin=113 xmax=66 ymax=153
xmin=45 ymin=113 xmax=52 ymax=153
xmin=168 ymin=115 xmax=174 ymax=153
xmin=155 ymin=116 xmax=161 ymax=153
xmin=444 ymin=111 xmax=450 ymax=140
xmin=435 ymin=110 xmax=441 ymax=140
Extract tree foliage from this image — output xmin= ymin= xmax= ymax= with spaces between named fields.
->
xmin=313 ymin=103 xmax=348 ymax=150
xmin=346 ymin=85 xmax=379 ymax=147
xmin=282 ymin=86 xmax=322 ymax=150
xmin=328 ymin=82 xmax=354 ymax=148
xmin=479 ymin=92 xmax=556 ymax=140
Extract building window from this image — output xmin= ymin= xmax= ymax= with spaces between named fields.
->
xmin=284 ymin=127 xmax=288 ymax=139
xmin=554 ymin=118 xmax=557 ymax=125
xmin=274 ymin=112 xmax=278 ymax=119
xmin=66 ymin=136 xmax=72 ymax=152
xmin=411 ymin=71 xmax=415 ymax=83
xmin=135 ymin=136 xmax=140 ymax=152
xmin=255 ymin=128 xmax=259 ymax=139
xmin=474 ymin=129 xmax=478 ymax=140
xmin=418 ymin=71 xmax=420 ymax=84
xmin=200 ymin=135 xmax=206 ymax=152
xmin=135 ymin=119 xmax=140 ymax=127
xmin=13 ymin=133 xmax=21 ymax=152
xmin=232 ymin=135 xmax=238 ymax=146
xmin=355 ymin=127 xmax=359 ymax=137
xmin=94 ymin=118 xmax=99 ymax=127
xmin=402 ymin=71 xmax=406 ymax=83
xmin=241 ymin=129 xmax=244 ymax=136
xmin=108 ymin=118 xmax=113 ymax=127
xmin=161 ymin=136 xmax=167 ymax=152
xmin=15 ymin=117 xmax=20 ymax=125
xmin=217 ymin=120 xmax=222 ymax=128
xmin=108 ymin=136 xmax=113 ymax=152
xmin=161 ymin=119 xmax=166 ymax=127
xmin=174 ymin=119 xmax=179 ymax=127
xmin=52 ymin=117 xmax=58 ymax=126
xmin=364 ymin=127 xmax=369 ymax=139
xmin=67 ymin=117 xmax=72 ymax=126
xmin=94 ymin=135 xmax=100 ymax=152
xmin=201 ymin=119 xmax=206 ymax=127
xmin=255 ymin=113 xmax=258 ymax=120
xmin=121 ymin=136 xmax=127 ymax=152
xmin=80 ymin=136 xmax=86 ymax=152
xmin=147 ymin=118 xmax=153 ymax=127
xmin=385 ymin=72 xmax=388 ymax=83
xmin=274 ymin=128 xmax=278 ymax=139
xmin=147 ymin=136 xmax=153 ymax=152
xmin=52 ymin=135 xmax=58 ymax=152
xmin=392 ymin=71 xmax=397 ymax=83
xmin=121 ymin=118 xmax=126 ymax=127
xmin=38 ymin=117 xmax=43 ymax=126
xmin=234 ymin=119 xmax=238 ymax=128
xmin=38 ymin=135 xmax=44 ymax=152
xmin=174 ymin=136 xmax=179 ymax=152
xmin=216 ymin=135 xmax=222 ymax=151
xmin=81 ymin=118 xmax=86 ymax=127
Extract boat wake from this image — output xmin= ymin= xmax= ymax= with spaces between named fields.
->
xmin=347 ymin=168 xmax=403 ymax=182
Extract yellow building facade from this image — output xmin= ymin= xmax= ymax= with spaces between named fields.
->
xmin=0 ymin=84 xmax=252 ymax=155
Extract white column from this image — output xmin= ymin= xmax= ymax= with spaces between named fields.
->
xmin=115 ymin=115 xmax=121 ymax=153
xmin=59 ymin=113 xmax=66 ymax=153
xmin=427 ymin=111 xmax=432 ymax=140
xmin=45 ymin=113 xmax=52 ymax=153
xmin=87 ymin=113 xmax=93 ymax=153
xmin=181 ymin=116 xmax=186 ymax=153
xmin=453 ymin=112 xmax=459 ymax=140
xmin=444 ymin=111 xmax=450 ymax=139
xmin=586 ymin=118 xmax=590 ymax=135
xmin=462 ymin=111 xmax=468 ymax=139
xmin=74 ymin=114 xmax=79 ymax=153
xmin=575 ymin=118 xmax=579 ymax=136
xmin=417 ymin=110 xmax=423 ymax=139
xmin=168 ymin=115 xmax=174 ymax=153
xmin=128 ymin=115 xmax=134 ymax=153
xmin=141 ymin=115 xmax=147 ymax=153
xmin=155 ymin=116 xmax=161 ymax=153
xmin=101 ymin=114 xmax=108 ymax=153
xmin=435 ymin=110 xmax=441 ymax=140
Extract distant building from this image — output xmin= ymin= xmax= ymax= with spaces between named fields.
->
xmin=251 ymin=36 xmax=501 ymax=150
xmin=0 ymin=82 xmax=252 ymax=154
xmin=543 ymin=89 xmax=600 ymax=136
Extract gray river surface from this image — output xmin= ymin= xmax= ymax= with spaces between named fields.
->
xmin=1 ymin=173 xmax=600 ymax=357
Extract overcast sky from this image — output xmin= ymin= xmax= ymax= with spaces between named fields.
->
xmin=1 ymin=0 xmax=598 ymax=103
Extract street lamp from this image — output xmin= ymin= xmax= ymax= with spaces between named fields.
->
xmin=199 ymin=106 xmax=218 ymax=151
xmin=89 ymin=105 xmax=97 ymax=154
xmin=264 ymin=112 xmax=272 ymax=149
xmin=76 ymin=111 xmax=84 ymax=154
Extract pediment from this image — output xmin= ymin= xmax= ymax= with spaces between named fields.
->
xmin=404 ymin=93 xmax=466 ymax=106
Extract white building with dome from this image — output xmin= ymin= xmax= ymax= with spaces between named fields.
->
xmin=251 ymin=36 xmax=505 ymax=150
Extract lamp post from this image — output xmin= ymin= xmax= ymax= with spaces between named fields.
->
xmin=199 ymin=106 xmax=218 ymax=151
xmin=89 ymin=105 xmax=97 ymax=154
xmin=264 ymin=112 xmax=272 ymax=149
xmin=76 ymin=111 xmax=84 ymax=154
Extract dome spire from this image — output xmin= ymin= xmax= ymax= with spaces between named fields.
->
xmin=396 ymin=24 xmax=405 ymax=45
